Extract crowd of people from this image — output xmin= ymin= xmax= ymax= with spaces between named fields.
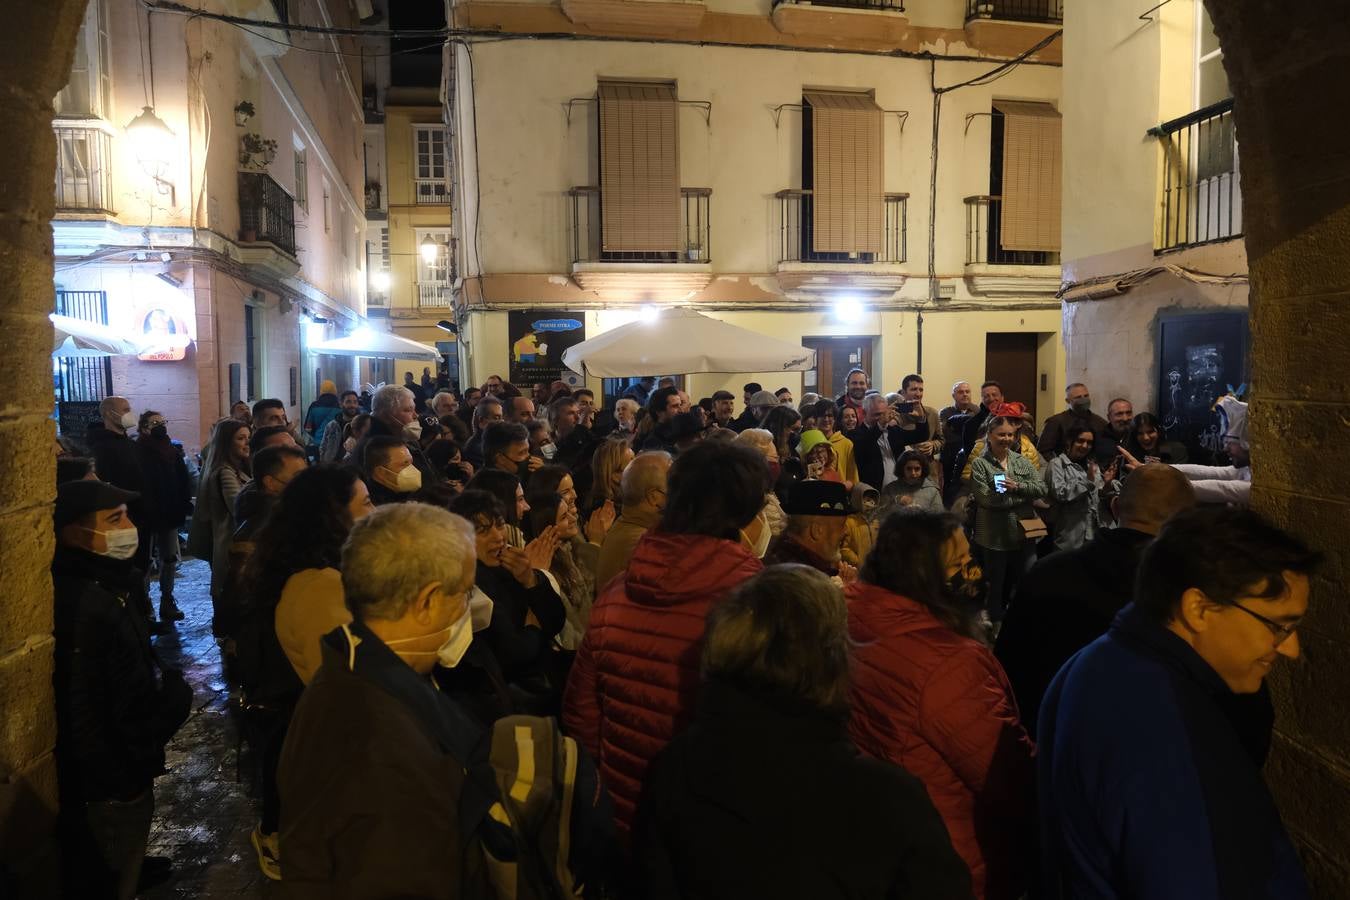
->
xmin=47 ymin=365 xmax=1315 ymax=900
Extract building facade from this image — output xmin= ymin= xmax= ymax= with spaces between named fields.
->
xmin=52 ymin=0 xmax=369 ymax=455
xmin=1059 ymin=0 xmax=1245 ymax=452
xmin=442 ymin=0 xmax=1068 ymax=418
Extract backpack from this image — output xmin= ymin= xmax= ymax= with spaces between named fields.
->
xmin=470 ymin=716 xmax=615 ymax=900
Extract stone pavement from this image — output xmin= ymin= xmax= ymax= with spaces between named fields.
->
xmin=142 ymin=557 xmax=275 ymax=898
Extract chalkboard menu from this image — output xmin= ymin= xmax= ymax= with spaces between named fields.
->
xmin=57 ymin=401 xmax=102 ymax=447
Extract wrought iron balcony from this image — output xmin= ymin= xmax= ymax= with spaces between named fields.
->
xmin=964 ymin=195 xmax=1060 ymax=266
xmin=775 ymin=190 xmax=908 ymax=264
xmin=53 ymin=123 xmax=114 ymax=214
xmin=568 ymin=187 xmax=711 ymax=264
xmin=1150 ymin=98 xmax=1242 ymax=252
xmin=238 ymin=172 xmax=297 ymax=257
xmin=965 ymin=0 xmax=1062 ymax=23
xmin=414 ymin=178 xmax=450 ymax=205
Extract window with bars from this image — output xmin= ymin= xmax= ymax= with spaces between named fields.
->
xmin=54 ymin=290 xmax=112 ymax=403
xmin=413 ymin=126 xmax=450 ymax=204
xmin=55 ymin=0 xmax=111 ymax=119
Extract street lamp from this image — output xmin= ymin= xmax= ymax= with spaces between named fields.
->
xmin=419 ymin=235 xmax=442 ymax=264
xmin=125 ymin=106 xmax=175 ymax=201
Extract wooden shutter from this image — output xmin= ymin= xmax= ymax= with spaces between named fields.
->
xmin=804 ymin=91 xmax=884 ymax=255
xmin=994 ymin=100 xmax=1062 ymax=252
xmin=599 ymin=82 xmax=680 ymax=253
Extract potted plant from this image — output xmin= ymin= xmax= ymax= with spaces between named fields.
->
xmin=365 ymin=181 xmax=382 ymax=209
xmin=239 ymin=132 xmax=278 ymax=171
xmin=234 ymin=100 xmax=256 ymax=127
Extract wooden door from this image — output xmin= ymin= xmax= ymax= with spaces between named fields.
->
xmin=803 ymin=337 xmax=874 ymax=400
xmin=984 ymin=332 xmax=1038 ymax=421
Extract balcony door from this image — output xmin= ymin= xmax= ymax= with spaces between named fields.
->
xmin=415 ymin=229 xmax=453 ymax=309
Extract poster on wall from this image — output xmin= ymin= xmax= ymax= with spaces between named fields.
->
xmin=1156 ymin=311 xmax=1249 ymax=464
xmin=135 ymin=303 xmax=193 ymax=361
xmin=508 ymin=311 xmax=586 ymax=389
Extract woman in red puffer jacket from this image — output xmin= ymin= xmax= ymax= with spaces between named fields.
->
xmin=847 ymin=512 xmax=1035 ymax=900
xmin=563 ymin=442 xmax=771 ymax=840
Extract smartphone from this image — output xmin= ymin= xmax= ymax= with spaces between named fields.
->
xmin=993 ymin=472 xmax=1008 ymax=494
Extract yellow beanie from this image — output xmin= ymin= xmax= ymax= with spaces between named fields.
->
xmin=320 ymin=379 xmax=337 ymax=395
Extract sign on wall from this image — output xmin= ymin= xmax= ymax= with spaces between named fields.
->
xmin=1156 ymin=311 xmax=1249 ymax=464
xmin=508 ymin=311 xmax=586 ymax=389
xmin=135 ymin=303 xmax=193 ymax=361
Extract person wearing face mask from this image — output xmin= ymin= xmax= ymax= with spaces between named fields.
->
xmin=134 ymin=410 xmax=193 ymax=624
xmin=356 ymin=384 xmax=441 ymax=486
xmin=847 ymin=512 xmax=1034 ymax=900
xmin=563 ymin=442 xmax=768 ymax=841
xmin=52 ymin=479 xmax=194 ymax=900
xmin=447 ymin=490 xmax=567 ymax=716
xmin=233 ymin=465 xmax=374 ymax=881
xmin=596 ymin=451 xmax=672 ymax=588
xmin=731 ymin=429 xmax=788 ymax=539
xmin=1038 ymin=382 xmax=1110 ymax=460
xmin=361 ymin=437 xmax=424 ymax=505
xmin=277 ymin=503 xmax=492 ymax=897
xmin=482 ymin=421 xmax=541 ymax=484
xmin=86 ymin=397 xmax=152 ymax=610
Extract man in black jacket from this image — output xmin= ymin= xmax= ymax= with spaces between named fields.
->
xmin=133 ymin=411 xmax=193 ymax=623
xmin=846 ymin=393 xmax=907 ymax=491
xmin=53 ymin=480 xmax=192 ymax=899
xmin=995 ymin=464 xmax=1197 ymax=737
xmin=547 ymin=396 xmax=597 ymax=500
xmin=86 ymin=398 xmax=152 ymax=610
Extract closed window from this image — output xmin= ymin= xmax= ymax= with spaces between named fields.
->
xmin=294 ymin=146 xmax=308 ymax=210
xmin=55 ymin=0 xmax=111 ymax=119
xmin=598 ymin=81 xmax=680 ymax=253
xmin=414 ymin=126 xmax=449 ymax=203
xmin=802 ymin=90 xmax=884 ymax=256
xmin=991 ymin=99 xmax=1061 ymax=254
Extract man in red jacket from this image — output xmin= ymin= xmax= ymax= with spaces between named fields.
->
xmin=562 ymin=442 xmax=770 ymax=840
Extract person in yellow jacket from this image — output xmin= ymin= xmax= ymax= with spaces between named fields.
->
xmin=841 ymin=482 xmax=881 ymax=567
xmin=811 ymin=399 xmax=859 ymax=486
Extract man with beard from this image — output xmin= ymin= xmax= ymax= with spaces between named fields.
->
xmin=1038 ymin=383 xmax=1110 ymax=459
xmin=319 ymin=390 xmax=362 ymax=463
xmin=835 ymin=368 xmax=870 ymax=417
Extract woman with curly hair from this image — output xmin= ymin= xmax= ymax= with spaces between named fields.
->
xmin=238 ymin=464 xmax=374 ymax=880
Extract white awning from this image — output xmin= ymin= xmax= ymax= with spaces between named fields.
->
xmin=310 ymin=330 xmax=442 ymax=362
xmin=50 ymin=313 xmax=149 ymax=356
xmin=561 ymin=308 xmax=815 ymax=377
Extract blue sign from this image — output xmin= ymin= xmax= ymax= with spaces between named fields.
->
xmin=532 ymin=318 xmax=583 ymax=333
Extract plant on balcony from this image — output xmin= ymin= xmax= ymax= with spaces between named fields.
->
xmin=365 ymin=181 xmax=382 ymax=209
xmin=238 ymin=132 xmax=278 ymax=171
xmin=234 ymin=100 xmax=256 ymax=127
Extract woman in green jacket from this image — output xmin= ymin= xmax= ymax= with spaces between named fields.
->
xmin=970 ymin=416 xmax=1047 ymax=624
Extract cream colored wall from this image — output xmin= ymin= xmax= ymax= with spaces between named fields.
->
xmin=464 ymin=39 xmax=1060 ymax=290
xmin=384 ymin=105 xmax=454 ymax=314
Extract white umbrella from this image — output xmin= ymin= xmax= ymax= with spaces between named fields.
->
xmin=561 ymin=308 xmax=815 ymax=377
xmin=310 ymin=329 xmax=442 ymax=362
xmin=50 ymin=313 xmax=148 ymax=356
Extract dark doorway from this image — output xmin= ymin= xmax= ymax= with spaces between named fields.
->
xmin=803 ymin=336 xmax=874 ymax=401
xmin=985 ymin=332 xmax=1038 ymax=422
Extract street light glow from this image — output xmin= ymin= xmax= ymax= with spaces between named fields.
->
xmin=834 ymin=295 xmax=865 ymax=323
xmin=419 ymin=236 xmax=440 ymax=264
xmin=371 ymin=271 xmax=391 ymax=291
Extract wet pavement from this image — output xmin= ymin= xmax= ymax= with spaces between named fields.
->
xmin=143 ymin=557 xmax=274 ymax=898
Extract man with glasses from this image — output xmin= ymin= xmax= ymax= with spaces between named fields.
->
xmin=1039 ymin=506 xmax=1319 ymax=898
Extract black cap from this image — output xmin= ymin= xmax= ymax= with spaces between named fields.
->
xmin=55 ymin=479 xmax=138 ymax=530
xmin=667 ymin=412 xmax=707 ymax=443
xmin=783 ymin=480 xmax=851 ymax=517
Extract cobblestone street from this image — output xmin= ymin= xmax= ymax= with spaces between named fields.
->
xmin=142 ymin=557 xmax=273 ymax=898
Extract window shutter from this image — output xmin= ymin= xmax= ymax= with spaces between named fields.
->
xmin=994 ymin=100 xmax=1062 ymax=253
xmin=804 ymin=91 xmax=884 ymax=255
xmin=599 ymin=82 xmax=680 ymax=253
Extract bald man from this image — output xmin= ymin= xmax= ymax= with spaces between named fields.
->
xmin=595 ymin=451 xmax=673 ymax=587
xmin=994 ymin=465 xmax=1198 ymax=737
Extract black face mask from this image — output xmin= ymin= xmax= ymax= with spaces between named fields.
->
xmin=150 ymin=425 xmax=169 ymax=441
xmin=947 ymin=570 xmax=989 ymax=612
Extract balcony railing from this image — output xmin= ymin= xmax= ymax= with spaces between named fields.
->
xmin=414 ymin=178 xmax=450 ymax=205
xmin=773 ymin=0 xmax=903 ymax=9
xmin=54 ymin=124 xmax=114 ymax=213
xmin=238 ymin=172 xmax=297 ymax=257
xmin=964 ymin=196 xmax=1061 ymax=266
xmin=418 ymin=282 xmax=452 ymax=308
xmin=965 ymin=0 xmax=1062 ymax=23
xmin=1151 ymin=98 xmax=1242 ymax=253
xmin=775 ymin=190 xmax=908 ymax=264
xmin=569 ymin=187 xmax=711 ymax=264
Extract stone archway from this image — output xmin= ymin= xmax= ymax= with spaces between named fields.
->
xmin=0 ymin=2 xmax=92 ymax=895
xmin=1207 ymin=2 xmax=1350 ymax=892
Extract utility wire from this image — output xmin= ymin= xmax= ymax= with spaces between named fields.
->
xmin=142 ymin=0 xmax=449 ymax=37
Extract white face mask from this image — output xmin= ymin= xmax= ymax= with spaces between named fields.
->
xmin=539 ymin=442 xmax=558 ymax=460
xmin=468 ymin=587 xmax=494 ymax=633
xmin=87 ymin=526 xmax=139 ymax=561
xmin=403 ymin=420 xmax=423 ymax=440
xmin=119 ymin=411 xmax=138 ymax=432
xmin=382 ymin=464 xmax=422 ymax=493
xmin=384 ymin=604 xmax=474 ymax=669
xmin=740 ymin=513 xmax=770 ymax=559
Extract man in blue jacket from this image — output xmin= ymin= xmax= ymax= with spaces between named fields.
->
xmin=1039 ymin=506 xmax=1318 ymax=900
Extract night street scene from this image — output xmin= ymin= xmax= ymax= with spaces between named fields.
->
xmin=1 ymin=0 xmax=1348 ymax=897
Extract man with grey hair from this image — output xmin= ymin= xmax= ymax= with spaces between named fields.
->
xmin=277 ymin=503 xmax=486 ymax=896
xmin=359 ymin=383 xmax=438 ymax=483
xmin=847 ymin=392 xmax=907 ymax=491
xmin=596 ymin=451 xmax=672 ymax=586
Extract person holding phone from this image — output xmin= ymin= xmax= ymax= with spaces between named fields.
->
xmin=970 ymin=416 xmax=1047 ymax=625
xmin=893 ymin=376 xmax=944 ymax=475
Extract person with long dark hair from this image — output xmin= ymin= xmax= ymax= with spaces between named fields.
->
xmin=1123 ymin=411 xmax=1189 ymax=465
xmin=466 ymin=468 xmax=530 ymax=548
xmin=237 ymin=464 xmax=374 ymax=881
xmin=761 ymin=406 xmax=804 ymax=502
xmin=526 ymin=492 xmax=595 ymax=650
xmin=847 ymin=512 xmax=1034 ymax=900
xmin=191 ymin=418 xmax=252 ymax=636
